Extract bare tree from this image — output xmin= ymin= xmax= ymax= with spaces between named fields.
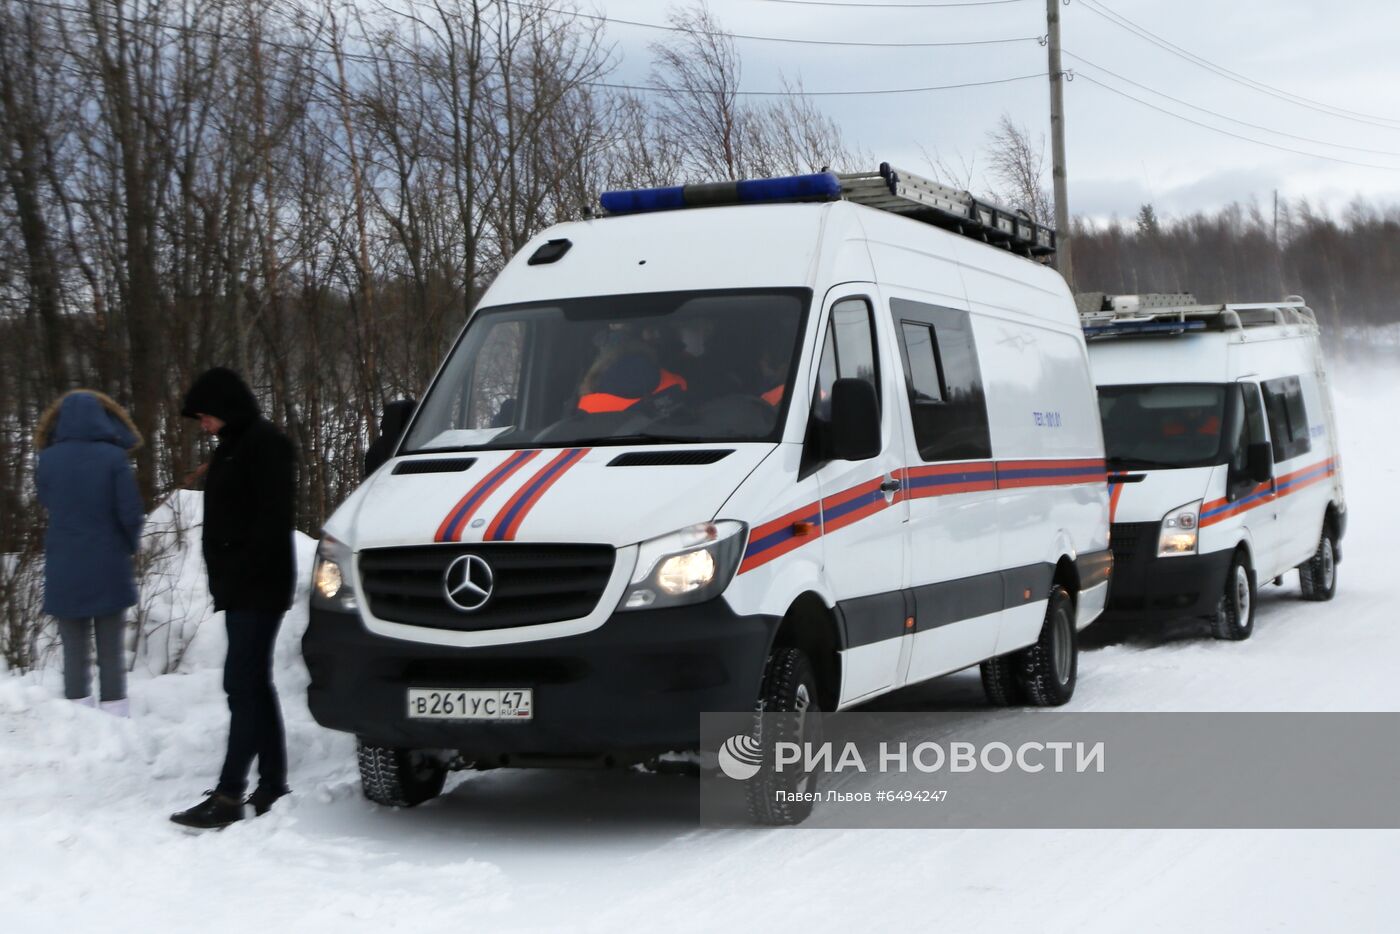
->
xmin=648 ymin=3 xmax=748 ymax=180
xmin=985 ymin=114 xmax=1051 ymax=223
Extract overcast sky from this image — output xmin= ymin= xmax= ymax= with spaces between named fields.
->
xmin=594 ymin=0 xmax=1400 ymax=222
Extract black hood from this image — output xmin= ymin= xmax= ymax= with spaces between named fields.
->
xmin=181 ymin=368 xmax=260 ymax=428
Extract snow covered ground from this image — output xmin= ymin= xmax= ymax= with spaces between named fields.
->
xmin=2 ymin=359 xmax=1397 ymax=933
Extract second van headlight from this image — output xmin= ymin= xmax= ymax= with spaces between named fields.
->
xmin=1158 ymin=500 xmax=1202 ymax=557
xmin=620 ymin=521 xmax=747 ymax=611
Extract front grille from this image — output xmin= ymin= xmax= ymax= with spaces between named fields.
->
xmin=1110 ymin=522 xmax=1145 ymax=567
xmin=358 ymin=544 xmax=615 ymax=631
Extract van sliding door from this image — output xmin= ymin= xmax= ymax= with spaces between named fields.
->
xmin=887 ymin=297 xmax=1001 ymax=683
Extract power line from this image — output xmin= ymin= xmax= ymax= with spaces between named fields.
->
xmin=1078 ymin=0 xmax=1400 ymax=131
xmin=552 ymin=4 xmax=1040 ymax=48
xmin=1074 ymin=73 xmax=1400 ymax=172
xmin=754 ymin=0 xmax=1033 ymax=8
xmin=602 ymin=72 xmax=1047 ymax=97
xmin=1066 ymin=52 xmax=1400 ymax=159
xmin=9 ymin=0 xmax=1046 ymax=99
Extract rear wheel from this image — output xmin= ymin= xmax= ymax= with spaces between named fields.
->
xmin=745 ymin=648 xmax=821 ymax=826
xmin=1015 ymin=586 xmax=1077 ymax=707
xmin=357 ymin=741 xmax=448 ymax=808
xmin=980 ymin=654 xmax=1024 ymax=707
xmin=1210 ymin=553 xmax=1256 ymax=641
xmin=1298 ymin=523 xmax=1338 ymax=601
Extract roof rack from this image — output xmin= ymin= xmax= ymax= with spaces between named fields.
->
xmin=596 ymin=165 xmax=1057 ymax=260
xmin=837 ymin=164 xmax=1056 ymax=258
xmin=1076 ymin=293 xmax=1319 ymax=340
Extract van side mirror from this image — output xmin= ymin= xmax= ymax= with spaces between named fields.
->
xmin=1247 ymin=441 xmax=1273 ymax=484
xmin=381 ymin=398 xmax=416 ymax=441
xmin=829 ymin=378 xmax=882 ymax=462
xmin=364 ymin=398 xmax=418 ymax=477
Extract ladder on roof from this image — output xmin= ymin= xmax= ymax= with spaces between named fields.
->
xmin=838 ymin=164 xmax=1057 ymax=259
xmin=1077 ymin=294 xmax=1321 ymax=339
xmin=596 ymin=165 xmax=1057 ymax=260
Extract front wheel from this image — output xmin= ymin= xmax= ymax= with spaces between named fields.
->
xmin=1298 ymin=524 xmax=1338 ymax=601
xmin=357 ymin=741 xmax=448 ymax=808
xmin=745 ymin=648 xmax=822 ymax=826
xmin=1015 ymin=586 xmax=1078 ymax=707
xmin=1210 ymin=553 xmax=1256 ymax=641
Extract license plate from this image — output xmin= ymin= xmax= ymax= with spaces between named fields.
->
xmin=406 ymin=688 xmax=533 ymax=720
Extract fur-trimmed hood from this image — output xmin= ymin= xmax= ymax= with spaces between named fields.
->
xmin=35 ymin=390 xmax=143 ymax=452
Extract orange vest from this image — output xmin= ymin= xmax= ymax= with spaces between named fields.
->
xmin=578 ymin=369 xmax=688 ymax=414
xmin=1163 ymin=415 xmax=1221 ymax=437
xmin=761 ymin=384 xmax=785 ymax=407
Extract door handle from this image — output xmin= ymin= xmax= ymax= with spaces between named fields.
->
xmin=880 ymin=477 xmax=903 ymax=494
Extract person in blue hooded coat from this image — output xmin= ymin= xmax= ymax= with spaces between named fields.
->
xmin=35 ymin=390 xmax=145 ymax=716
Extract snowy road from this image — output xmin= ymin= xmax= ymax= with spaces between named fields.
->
xmin=2 ymin=365 xmax=1397 ymax=933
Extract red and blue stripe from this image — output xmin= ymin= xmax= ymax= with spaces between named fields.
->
xmin=739 ymin=457 xmax=1106 ymax=574
xmin=1199 ymin=456 xmax=1337 ymax=528
xmin=434 ymin=449 xmax=541 ymax=542
xmin=484 ymin=448 xmax=590 ymax=542
xmin=996 ymin=458 xmax=1107 ymax=489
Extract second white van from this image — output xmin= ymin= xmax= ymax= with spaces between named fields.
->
xmin=1083 ymin=294 xmax=1345 ymax=640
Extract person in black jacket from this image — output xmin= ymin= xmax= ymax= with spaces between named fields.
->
xmin=170 ymin=368 xmax=296 ymax=830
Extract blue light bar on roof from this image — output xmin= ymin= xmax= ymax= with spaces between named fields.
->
xmin=600 ymin=172 xmax=842 ymax=215
xmin=1083 ymin=320 xmax=1209 ymax=339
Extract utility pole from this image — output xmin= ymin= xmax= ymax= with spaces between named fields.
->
xmin=1047 ymin=0 xmax=1074 ymax=288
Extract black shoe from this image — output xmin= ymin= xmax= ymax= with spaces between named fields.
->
xmin=247 ymin=784 xmax=290 ymax=817
xmin=170 ymin=791 xmax=245 ymax=830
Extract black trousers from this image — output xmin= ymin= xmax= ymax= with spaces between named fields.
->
xmin=216 ymin=610 xmax=288 ymax=797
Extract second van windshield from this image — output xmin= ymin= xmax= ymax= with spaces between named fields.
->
xmin=401 ymin=289 xmax=811 ymax=453
xmin=1098 ymin=383 xmax=1235 ymax=470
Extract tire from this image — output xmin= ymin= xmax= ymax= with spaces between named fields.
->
xmin=1210 ymin=552 xmax=1256 ymax=641
xmin=745 ymin=648 xmax=822 ymax=826
xmin=980 ymin=654 xmax=1024 ymax=707
xmin=1298 ymin=523 xmax=1338 ymax=602
xmin=357 ymin=741 xmax=448 ymax=808
xmin=1015 ymin=586 xmax=1077 ymax=707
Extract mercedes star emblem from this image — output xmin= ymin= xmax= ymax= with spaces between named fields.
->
xmin=443 ymin=553 xmax=494 ymax=612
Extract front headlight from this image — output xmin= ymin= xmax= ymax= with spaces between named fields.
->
xmin=311 ymin=534 xmax=359 ymax=610
xmin=620 ymin=521 xmax=747 ymax=611
xmin=1158 ymin=500 xmax=1201 ymax=557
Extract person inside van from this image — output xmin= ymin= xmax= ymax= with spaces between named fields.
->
xmin=1161 ymin=405 xmax=1221 ymax=439
xmin=577 ymin=324 xmax=687 ymax=414
xmin=756 ymin=346 xmax=788 ymax=407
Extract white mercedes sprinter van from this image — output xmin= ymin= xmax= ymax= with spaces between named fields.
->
xmin=1083 ymin=294 xmax=1345 ymax=640
xmin=303 ymin=167 xmax=1110 ymax=822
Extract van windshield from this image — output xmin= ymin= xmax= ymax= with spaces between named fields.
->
xmin=401 ymin=289 xmax=811 ymax=453
xmin=1098 ymin=383 xmax=1233 ymax=470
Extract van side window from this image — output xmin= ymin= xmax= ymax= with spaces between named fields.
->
xmin=813 ymin=298 xmax=880 ymax=420
xmin=890 ymin=298 xmax=991 ymax=462
xmin=1261 ymin=375 xmax=1311 ymax=462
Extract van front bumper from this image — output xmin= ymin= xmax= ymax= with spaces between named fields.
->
xmin=1104 ymin=521 xmax=1234 ymax=620
xmin=301 ymin=602 xmax=777 ymax=762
